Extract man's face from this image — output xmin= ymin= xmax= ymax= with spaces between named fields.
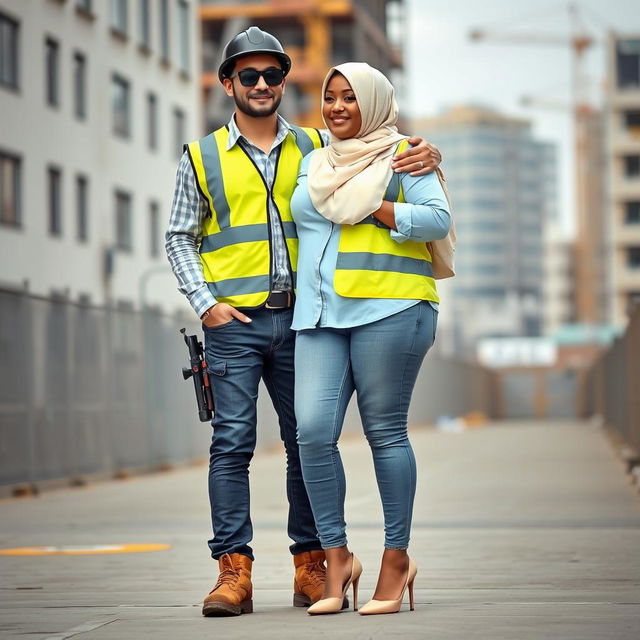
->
xmin=223 ymin=54 xmax=285 ymax=118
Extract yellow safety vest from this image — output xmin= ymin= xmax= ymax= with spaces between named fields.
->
xmin=185 ymin=124 xmax=324 ymax=308
xmin=334 ymin=140 xmax=439 ymax=303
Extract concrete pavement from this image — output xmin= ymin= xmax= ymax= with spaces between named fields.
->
xmin=1 ymin=419 xmax=639 ymax=639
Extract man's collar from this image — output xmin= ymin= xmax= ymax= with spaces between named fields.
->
xmin=226 ymin=113 xmax=293 ymax=151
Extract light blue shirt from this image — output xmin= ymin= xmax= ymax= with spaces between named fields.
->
xmin=290 ymin=150 xmax=451 ymax=331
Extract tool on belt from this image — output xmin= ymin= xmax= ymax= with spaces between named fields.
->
xmin=180 ymin=328 xmax=214 ymax=422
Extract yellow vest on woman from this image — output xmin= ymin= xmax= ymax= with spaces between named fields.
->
xmin=334 ymin=141 xmax=439 ymax=302
xmin=185 ymin=124 xmax=324 ymax=308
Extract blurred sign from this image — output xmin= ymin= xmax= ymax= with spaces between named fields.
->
xmin=477 ymin=337 xmax=557 ymax=368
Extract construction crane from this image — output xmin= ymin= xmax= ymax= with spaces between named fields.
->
xmin=470 ymin=4 xmax=601 ymax=326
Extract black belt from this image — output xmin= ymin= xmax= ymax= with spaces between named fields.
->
xmin=265 ymin=291 xmax=293 ymax=310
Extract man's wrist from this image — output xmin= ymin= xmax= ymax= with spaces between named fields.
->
xmin=200 ymin=304 xmax=216 ymax=321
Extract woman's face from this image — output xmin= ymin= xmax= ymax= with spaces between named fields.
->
xmin=322 ymin=73 xmax=362 ymax=139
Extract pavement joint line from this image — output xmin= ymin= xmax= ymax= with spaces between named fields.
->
xmin=117 ymin=605 xmax=200 ymax=608
xmin=28 ymin=601 xmax=640 ymax=607
xmin=3 ymin=605 xmax=201 ymax=610
xmin=43 ymin=618 xmax=118 ymax=640
xmin=430 ymin=601 xmax=640 ymax=606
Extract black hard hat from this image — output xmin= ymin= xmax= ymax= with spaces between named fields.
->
xmin=218 ymin=26 xmax=291 ymax=82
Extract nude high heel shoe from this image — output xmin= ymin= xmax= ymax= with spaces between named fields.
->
xmin=307 ymin=553 xmax=362 ymax=615
xmin=358 ymin=558 xmax=417 ymax=615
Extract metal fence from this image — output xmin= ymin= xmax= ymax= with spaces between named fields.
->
xmin=0 ymin=289 xmax=498 ymax=492
xmin=408 ymin=354 xmax=498 ymax=423
xmin=0 ymin=288 xmax=209 ymax=491
xmin=580 ymin=307 xmax=640 ymax=453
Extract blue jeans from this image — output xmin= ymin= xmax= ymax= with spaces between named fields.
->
xmin=203 ymin=307 xmax=320 ymax=560
xmin=295 ymin=302 xmax=437 ymax=550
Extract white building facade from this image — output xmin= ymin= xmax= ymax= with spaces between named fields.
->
xmin=0 ymin=0 xmax=201 ymax=312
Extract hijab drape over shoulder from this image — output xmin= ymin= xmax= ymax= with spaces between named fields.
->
xmin=307 ymin=62 xmax=406 ymax=224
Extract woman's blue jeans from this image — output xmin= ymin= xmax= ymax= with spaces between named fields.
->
xmin=295 ymin=301 xmax=437 ymax=550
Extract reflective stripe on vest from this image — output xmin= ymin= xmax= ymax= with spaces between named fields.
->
xmin=334 ymin=139 xmax=439 ymax=302
xmin=185 ymin=125 xmax=324 ymax=308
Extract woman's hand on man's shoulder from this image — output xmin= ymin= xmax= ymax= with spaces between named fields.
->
xmin=392 ymin=137 xmax=441 ymax=176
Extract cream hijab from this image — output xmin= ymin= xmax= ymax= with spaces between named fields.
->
xmin=307 ymin=62 xmax=406 ymax=224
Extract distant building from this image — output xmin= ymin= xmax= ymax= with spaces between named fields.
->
xmin=413 ymin=106 xmax=556 ymax=357
xmin=540 ymin=136 xmax=576 ymax=336
xmin=0 ymin=0 xmax=201 ymax=311
xmin=605 ymin=33 xmax=640 ymax=326
xmin=573 ymin=108 xmax=608 ymax=326
xmin=543 ymin=223 xmax=576 ymax=335
xmin=199 ymin=0 xmax=405 ymax=131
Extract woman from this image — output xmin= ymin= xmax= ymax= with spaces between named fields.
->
xmin=290 ymin=62 xmax=451 ymax=616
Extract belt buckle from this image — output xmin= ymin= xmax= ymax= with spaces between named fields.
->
xmin=265 ymin=291 xmax=291 ymax=310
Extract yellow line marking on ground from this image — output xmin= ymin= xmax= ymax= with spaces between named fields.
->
xmin=0 ymin=543 xmax=170 ymax=556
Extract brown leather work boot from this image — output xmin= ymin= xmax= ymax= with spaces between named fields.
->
xmin=202 ymin=553 xmax=253 ymax=616
xmin=293 ymin=550 xmax=330 ymax=607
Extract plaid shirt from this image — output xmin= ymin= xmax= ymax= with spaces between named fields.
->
xmin=165 ymin=115 xmax=327 ymax=318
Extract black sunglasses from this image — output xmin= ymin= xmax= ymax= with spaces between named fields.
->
xmin=230 ymin=67 xmax=285 ymax=87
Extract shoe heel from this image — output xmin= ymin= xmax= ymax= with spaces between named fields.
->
xmin=408 ymin=577 xmax=415 ymax=611
xmin=240 ymin=599 xmax=253 ymax=614
xmin=352 ymin=575 xmax=360 ymax=611
xmin=407 ymin=560 xmax=417 ymax=611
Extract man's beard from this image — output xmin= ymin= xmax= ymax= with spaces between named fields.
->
xmin=233 ymin=89 xmax=282 ymax=118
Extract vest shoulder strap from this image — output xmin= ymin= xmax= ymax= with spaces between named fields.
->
xmin=384 ymin=139 xmax=410 ymax=203
xmin=184 ymin=125 xmax=227 ymax=154
xmin=289 ymin=125 xmax=325 ymax=157
xmin=183 ymin=127 xmax=229 ymax=219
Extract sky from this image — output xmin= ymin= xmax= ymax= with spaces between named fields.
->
xmin=404 ymin=0 xmax=640 ymax=233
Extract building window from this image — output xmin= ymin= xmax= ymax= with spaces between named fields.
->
xmin=138 ymin=0 xmax=151 ymax=50
xmin=628 ymin=246 xmax=640 ymax=269
xmin=173 ymin=107 xmax=185 ymax=160
xmin=76 ymin=174 xmax=89 ymax=242
xmin=45 ymin=37 xmax=60 ymax=107
xmin=149 ymin=200 xmax=160 ymax=258
xmin=624 ymin=155 xmax=640 ymax=178
xmin=147 ymin=92 xmax=158 ymax=150
xmin=73 ymin=51 xmax=87 ymax=120
xmin=626 ymin=202 xmax=640 ymax=224
xmin=0 ymin=151 xmax=21 ymax=227
xmin=616 ymin=39 xmax=640 ymax=89
xmin=624 ymin=110 xmax=640 ymax=136
xmin=115 ymin=190 xmax=132 ymax=251
xmin=77 ymin=0 xmax=93 ymax=12
xmin=160 ymin=0 xmax=169 ymax=62
xmin=112 ymin=73 xmax=131 ymax=138
xmin=0 ymin=11 xmax=19 ymax=90
xmin=48 ymin=166 xmax=62 ymax=237
xmin=111 ymin=0 xmax=128 ymax=36
xmin=177 ymin=0 xmax=189 ymax=74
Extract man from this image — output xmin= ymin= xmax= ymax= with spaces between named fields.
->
xmin=166 ymin=26 xmax=440 ymax=617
